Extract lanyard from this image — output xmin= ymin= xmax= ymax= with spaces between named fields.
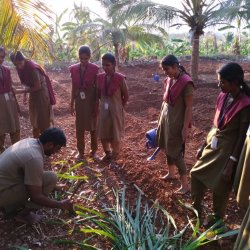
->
xmin=79 ymin=64 xmax=88 ymax=87
xmin=217 ymin=93 xmax=239 ymax=129
xmin=0 ymin=67 xmax=4 ymax=87
xmin=104 ymin=74 xmax=114 ymax=96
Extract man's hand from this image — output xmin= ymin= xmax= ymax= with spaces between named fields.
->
xmin=58 ymin=199 xmax=74 ymax=212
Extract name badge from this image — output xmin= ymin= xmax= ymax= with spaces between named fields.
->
xmin=80 ymin=91 xmax=86 ymax=100
xmin=4 ymin=93 xmax=10 ymax=101
xmin=211 ymin=136 xmax=218 ymax=150
xmin=104 ymin=102 xmax=109 ymax=110
xmin=247 ymin=125 xmax=250 ymax=136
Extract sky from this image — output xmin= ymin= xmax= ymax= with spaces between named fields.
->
xmin=44 ymin=0 xmax=183 ymax=15
xmin=43 ymin=0 xmax=188 ymax=33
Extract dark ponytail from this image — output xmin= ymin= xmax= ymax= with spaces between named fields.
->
xmin=161 ymin=54 xmax=190 ymax=76
xmin=218 ymin=62 xmax=250 ymax=97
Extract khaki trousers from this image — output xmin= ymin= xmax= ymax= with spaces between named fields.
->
xmin=0 ymin=171 xmax=57 ymax=213
xmin=191 ymin=175 xmax=231 ymax=219
xmin=76 ymin=129 xmax=98 ymax=156
xmin=0 ymin=130 xmax=20 ymax=153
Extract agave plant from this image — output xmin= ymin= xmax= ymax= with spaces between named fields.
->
xmin=0 ymin=0 xmax=53 ymax=56
xmin=74 ymin=189 xmax=238 ymax=250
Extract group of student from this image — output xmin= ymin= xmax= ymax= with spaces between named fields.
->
xmin=0 ymin=46 xmax=129 ymax=166
xmin=0 ymin=44 xmax=250 ymax=248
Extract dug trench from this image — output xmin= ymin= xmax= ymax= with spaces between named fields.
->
xmin=0 ymin=59 xmax=249 ymax=249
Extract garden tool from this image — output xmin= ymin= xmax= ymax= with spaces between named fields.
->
xmin=146 ymin=128 xmax=160 ymax=161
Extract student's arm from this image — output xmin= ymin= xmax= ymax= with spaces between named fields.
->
xmin=70 ymin=83 xmax=76 ymax=116
xmin=26 ymin=185 xmax=73 ymax=211
xmin=121 ymin=79 xmax=129 ymax=106
xmin=182 ymin=84 xmax=194 ymax=142
xmin=14 ymin=69 xmax=41 ymax=94
xmin=223 ymin=121 xmax=249 ymax=182
xmin=11 ymin=86 xmax=21 ymax=114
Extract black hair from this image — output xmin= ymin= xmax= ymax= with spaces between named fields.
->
xmin=39 ymin=127 xmax=67 ymax=147
xmin=102 ymin=53 xmax=116 ymax=64
xmin=9 ymin=51 xmax=26 ymax=62
xmin=218 ymin=62 xmax=250 ymax=97
xmin=161 ymin=54 xmax=189 ymax=76
xmin=78 ymin=45 xmax=91 ymax=56
xmin=0 ymin=46 xmax=5 ymax=54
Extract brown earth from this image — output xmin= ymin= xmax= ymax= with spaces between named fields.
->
xmin=1 ymin=59 xmax=250 ymax=250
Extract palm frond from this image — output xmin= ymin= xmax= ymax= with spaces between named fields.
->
xmin=0 ymin=0 xmax=53 ymax=57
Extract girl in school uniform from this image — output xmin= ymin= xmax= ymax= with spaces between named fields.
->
xmin=10 ymin=51 xmax=56 ymax=138
xmin=157 ymin=55 xmax=194 ymax=194
xmin=191 ymin=63 xmax=250 ymax=225
xmin=97 ymin=53 xmax=129 ymax=165
xmin=69 ymin=45 xmax=99 ymax=161
xmin=233 ymin=124 xmax=250 ymax=250
xmin=0 ymin=47 xmax=20 ymax=153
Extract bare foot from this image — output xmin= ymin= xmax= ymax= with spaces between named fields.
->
xmin=15 ymin=211 xmax=43 ymax=225
xmin=174 ymin=186 xmax=190 ymax=195
xmin=160 ymin=173 xmax=177 ymax=180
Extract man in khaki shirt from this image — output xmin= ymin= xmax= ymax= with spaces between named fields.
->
xmin=0 ymin=127 xmax=73 ymax=224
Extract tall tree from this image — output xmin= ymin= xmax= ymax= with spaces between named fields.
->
xmin=109 ymin=0 xmax=221 ymax=83
xmin=0 ymin=0 xmax=53 ymax=56
xmin=72 ymin=7 xmax=165 ymax=65
xmin=217 ymin=0 xmax=250 ymax=55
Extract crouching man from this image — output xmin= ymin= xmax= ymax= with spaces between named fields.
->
xmin=0 ymin=127 xmax=73 ymax=224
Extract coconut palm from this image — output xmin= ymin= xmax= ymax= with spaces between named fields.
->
xmin=217 ymin=0 xmax=250 ymax=55
xmin=68 ymin=8 xmax=165 ymax=65
xmin=0 ymin=0 xmax=53 ymax=56
xmin=108 ymin=0 xmax=221 ymax=83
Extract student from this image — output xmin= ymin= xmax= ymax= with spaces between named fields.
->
xmin=0 ymin=47 xmax=20 ymax=153
xmin=0 ymin=128 xmax=73 ymax=224
xmin=191 ymin=63 xmax=250 ymax=225
xmin=234 ymin=124 xmax=250 ymax=210
xmin=234 ymin=204 xmax=250 ymax=250
xmin=157 ymin=55 xmax=194 ymax=194
xmin=10 ymin=51 xmax=56 ymax=138
xmin=97 ymin=53 xmax=129 ymax=165
xmin=69 ymin=45 xmax=99 ymax=161
xmin=233 ymin=124 xmax=250 ymax=250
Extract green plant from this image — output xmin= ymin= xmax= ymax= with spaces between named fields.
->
xmin=74 ymin=189 xmax=238 ymax=249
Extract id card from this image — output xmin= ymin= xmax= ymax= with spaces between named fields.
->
xmin=211 ymin=136 xmax=218 ymax=150
xmin=247 ymin=125 xmax=250 ymax=136
xmin=104 ymin=102 xmax=109 ymax=110
xmin=80 ymin=91 xmax=86 ymax=100
xmin=4 ymin=93 xmax=10 ymax=101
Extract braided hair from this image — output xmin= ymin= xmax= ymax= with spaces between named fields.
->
xmin=218 ymin=62 xmax=250 ymax=97
xmin=161 ymin=54 xmax=190 ymax=76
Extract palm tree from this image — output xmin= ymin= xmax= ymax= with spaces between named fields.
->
xmin=108 ymin=0 xmax=221 ymax=83
xmin=0 ymin=0 xmax=53 ymax=56
xmin=217 ymin=0 xmax=250 ymax=55
xmin=68 ymin=6 xmax=165 ymax=65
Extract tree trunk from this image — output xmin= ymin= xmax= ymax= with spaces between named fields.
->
xmin=114 ymin=43 xmax=120 ymax=66
xmin=191 ymin=33 xmax=200 ymax=84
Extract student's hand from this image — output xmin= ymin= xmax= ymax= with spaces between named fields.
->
xmin=222 ymin=160 xmax=235 ymax=183
xmin=58 ymin=199 xmax=74 ymax=212
xmin=70 ymin=106 xmax=75 ymax=116
xmin=182 ymin=127 xmax=188 ymax=142
xmin=196 ymin=148 xmax=203 ymax=160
